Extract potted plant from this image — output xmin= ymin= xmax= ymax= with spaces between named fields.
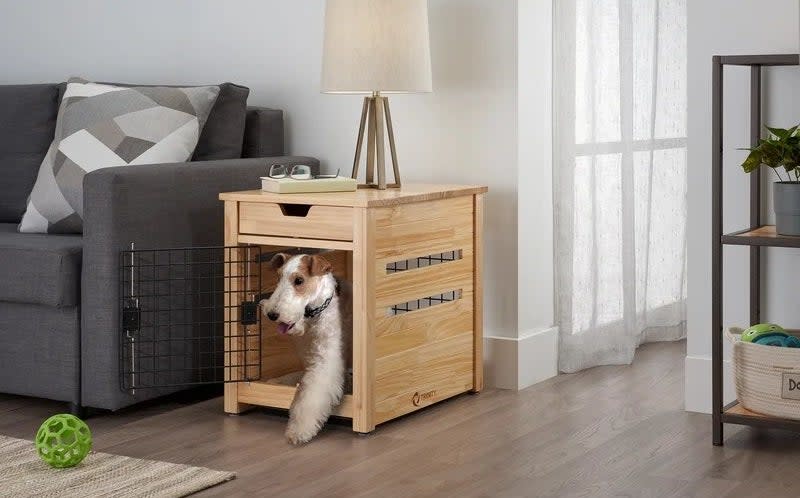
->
xmin=741 ymin=125 xmax=800 ymax=235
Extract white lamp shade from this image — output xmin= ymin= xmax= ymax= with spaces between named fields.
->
xmin=321 ymin=0 xmax=433 ymax=94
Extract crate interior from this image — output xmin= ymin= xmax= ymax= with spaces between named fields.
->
xmin=246 ymin=244 xmax=466 ymax=395
xmin=248 ymin=245 xmax=353 ymax=393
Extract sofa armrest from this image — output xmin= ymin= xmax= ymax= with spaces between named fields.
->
xmin=243 ymin=106 xmax=284 ymax=158
xmin=80 ymin=155 xmax=317 ymax=410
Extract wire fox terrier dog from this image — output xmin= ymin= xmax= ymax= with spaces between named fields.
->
xmin=260 ymin=253 xmax=352 ymax=445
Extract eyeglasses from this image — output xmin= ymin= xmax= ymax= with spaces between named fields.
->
xmin=268 ymin=164 xmax=340 ymax=180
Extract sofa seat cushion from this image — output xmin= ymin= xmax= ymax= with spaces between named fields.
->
xmin=0 ymin=223 xmax=82 ymax=307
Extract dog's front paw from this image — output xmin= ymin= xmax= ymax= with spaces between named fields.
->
xmin=285 ymin=421 xmax=318 ymax=445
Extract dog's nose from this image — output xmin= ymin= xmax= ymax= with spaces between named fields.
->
xmin=267 ymin=311 xmax=279 ymax=322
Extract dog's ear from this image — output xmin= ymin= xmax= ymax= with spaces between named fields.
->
xmin=270 ymin=253 xmax=289 ymax=270
xmin=305 ymin=254 xmax=332 ymax=276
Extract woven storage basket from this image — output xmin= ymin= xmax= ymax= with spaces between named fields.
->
xmin=728 ymin=327 xmax=800 ymax=419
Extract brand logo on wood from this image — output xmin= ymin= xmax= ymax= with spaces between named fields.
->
xmin=412 ymin=390 xmax=436 ymax=406
xmin=781 ymin=373 xmax=800 ymax=400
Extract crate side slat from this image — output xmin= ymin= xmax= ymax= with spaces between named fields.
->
xmin=373 ymin=196 xmax=474 ymax=264
xmin=224 ymin=201 xmax=246 ymax=413
xmin=352 ymin=207 xmax=377 ymax=432
xmin=375 ymin=258 xmax=474 ymax=310
xmin=373 ymin=196 xmax=473 ymax=226
xmin=473 ymin=193 xmax=485 ymax=392
xmin=374 ymin=195 xmax=472 ymax=268
xmin=374 ymin=295 xmax=474 ymax=357
xmin=373 ymin=332 xmax=474 ymax=423
xmin=377 ymin=236 xmax=473 ymax=269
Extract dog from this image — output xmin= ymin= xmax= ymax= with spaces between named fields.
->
xmin=260 ymin=252 xmax=352 ymax=445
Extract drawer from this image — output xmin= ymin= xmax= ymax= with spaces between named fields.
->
xmin=238 ymin=202 xmax=354 ymax=241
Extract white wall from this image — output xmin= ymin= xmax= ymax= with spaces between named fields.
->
xmin=0 ymin=0 xmax=522 ymax=340
xmin=517 ymin=0 xmax=554 ymax=336
xmin=505 ymin=0 xmax=557 ymax=389
xmin=686 ymin=0 xmax=800 ymax=412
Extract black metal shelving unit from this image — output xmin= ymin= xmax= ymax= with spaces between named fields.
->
xmin=712 ymin=53 xmax=800 ymax=445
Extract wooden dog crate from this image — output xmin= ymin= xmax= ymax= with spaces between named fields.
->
xmin=219 ymin=184 xmax=487 ymax=433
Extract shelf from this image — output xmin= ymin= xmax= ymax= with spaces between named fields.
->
xmin=722 ymin=401 xmax=800 ymax=432
xmin=722 ymin=225 xmax=800 ymax=248
xmin=717 ymin=54 xmax=799 ymax=67
xmin=712 ymin=54 xmax=800 ymax=445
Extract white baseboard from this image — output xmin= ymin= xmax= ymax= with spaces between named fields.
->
xmin=684 ymin=354 xmax=735 ymax=413
xmin=484 ymin=326 xmax=559 ymax=390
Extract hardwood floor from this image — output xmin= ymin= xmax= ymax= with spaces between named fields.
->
xmin=3 ymin=340 xmax=800 ymax=497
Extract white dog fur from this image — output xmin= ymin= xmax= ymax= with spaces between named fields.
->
xmin=260 ymin=253 xmax=352 ymax=444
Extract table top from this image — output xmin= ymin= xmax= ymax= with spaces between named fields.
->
xmin=219 ymin=183 xmax=488 ymax=208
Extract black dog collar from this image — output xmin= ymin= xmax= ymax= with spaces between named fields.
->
xmin=304 ymin=294 xmax=333 ymax=319
xmin=304 ymin=279 xmax=340 ymax=319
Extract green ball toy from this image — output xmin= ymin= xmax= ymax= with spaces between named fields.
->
xmin=741 ymin=323 xmax=786 ymax=343
xmin=35 ymin=414 xmax=92 ymax=468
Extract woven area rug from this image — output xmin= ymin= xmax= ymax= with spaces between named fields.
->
xmin=0 ymin=435 xmax=234 ymax=497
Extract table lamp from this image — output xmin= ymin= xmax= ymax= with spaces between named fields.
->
xmin=321 ymin=0 xmax=433 ymax=189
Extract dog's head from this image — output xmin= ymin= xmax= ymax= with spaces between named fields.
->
xmin=260 ymin=253 xmax=335 ymax=336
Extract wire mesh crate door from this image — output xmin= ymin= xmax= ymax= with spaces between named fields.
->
xmin=119 ymin=245 xmax=262 ymax=391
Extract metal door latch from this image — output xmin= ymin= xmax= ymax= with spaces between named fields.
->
xmin=240 ymin=299 xmax=259 ymax=326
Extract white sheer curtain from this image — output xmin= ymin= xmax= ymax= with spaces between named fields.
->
xmin=554 ymin=0 xmax=687 ymax=373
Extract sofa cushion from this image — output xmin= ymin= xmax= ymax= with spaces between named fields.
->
xmin=0 ymin=223 xmax=82 ymax=307
xmin=19 ymin=79 xmax=221 ymax=234
xmin=0 ymin=84 xmax=60 ymax=223
xmin=243 ymin=107 xmax=285 ymax=158
xmin=192 ymin=83 xmax=250 ymax=160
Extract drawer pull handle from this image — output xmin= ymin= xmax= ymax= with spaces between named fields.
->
xmin=278 ymin=204 xmax=312 ymax=217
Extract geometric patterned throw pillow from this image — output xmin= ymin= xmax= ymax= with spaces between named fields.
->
xmin=18 ymin=78 xmax=220 ymax=233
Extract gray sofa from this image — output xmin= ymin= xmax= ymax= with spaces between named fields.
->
xmin=0 ymin=82 xmax=318 ymax=412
